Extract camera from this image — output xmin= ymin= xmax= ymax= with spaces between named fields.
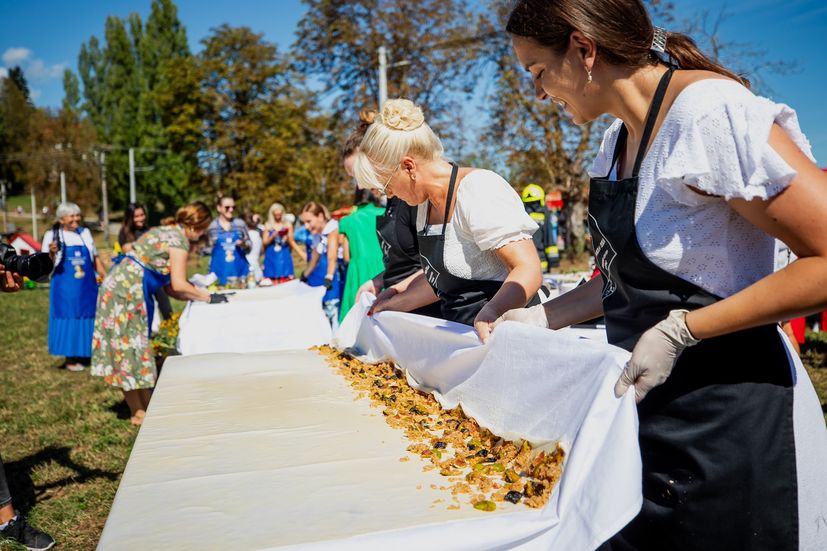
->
xmin=0 ymin=243 xmax=54 ymax=280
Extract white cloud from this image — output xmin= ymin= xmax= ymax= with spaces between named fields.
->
xmin=26 ymin=59 xmax=65 ymax=82
xmin=0 ymin=48 xmax=65 ymax=84
xmin=2 ymin=47 xmax=32 ymax=65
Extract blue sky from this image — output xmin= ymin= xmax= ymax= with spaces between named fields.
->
xmin=1 ymin=0 xmax=825 ymax=163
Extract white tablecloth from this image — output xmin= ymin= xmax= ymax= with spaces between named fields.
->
xmin=332 ymin=295 xmax=642 ymax=550
xmin=177 ymin=281 xmax=331 ymax=355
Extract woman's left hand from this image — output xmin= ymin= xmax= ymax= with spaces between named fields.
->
xmin=616 ymin=309 xmax=701 ymax=402
xmin=473 ymin=304 xmax=501 ymax=344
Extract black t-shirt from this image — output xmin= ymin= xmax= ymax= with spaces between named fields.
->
xmin=382 ymin=197 xmax=422 ymax=288
xmin=118 ymin=226 xmax=149 ymax=248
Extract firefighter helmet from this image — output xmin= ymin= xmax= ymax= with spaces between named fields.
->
xmin=521 ymin=184 xmax=545 ymax=204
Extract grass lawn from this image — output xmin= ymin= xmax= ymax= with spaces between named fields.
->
xmin=0 ymin=274 xmax=825 ymax=550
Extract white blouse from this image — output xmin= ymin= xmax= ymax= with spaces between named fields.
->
xmin=41 ymin=226 xmax=97 ymax=269
xmin=416 ymin=169 xmax=537 ymax=281
xmin=589 ymin=79 xmax=816 ymax=299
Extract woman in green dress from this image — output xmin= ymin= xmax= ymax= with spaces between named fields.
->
xmin=91 ymin=201 xmax=221 ymax=426
xmin=337 ymin=188 xmax=386 ymax=321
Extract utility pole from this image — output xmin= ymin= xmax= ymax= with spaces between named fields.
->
xmin=100 ymin=151 xmax=110 ymax=246
xmin=376 ymin=45 xmax=410 ymax=110
xmin=30 ymin=188 xmax=37 ymax=240
xmin=129 ymin=147 xmax=136 ymax=203
xmin=1 ymin=181 xmax=7 ymax=233
xmin=60 ymin=171 xmax=67 ymax=204
xmin=378 ymin=46 xmax=388 ymax=110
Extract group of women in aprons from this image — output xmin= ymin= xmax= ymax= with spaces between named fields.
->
xmin=347 ymin=0 xmax=827 ymax=548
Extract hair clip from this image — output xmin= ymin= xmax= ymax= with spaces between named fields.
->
xmin=650 ymin=26 xmax=667 ymax=54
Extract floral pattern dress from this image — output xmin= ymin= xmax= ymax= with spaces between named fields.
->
xmin=91 ymin=226 xmax=188 ymax=390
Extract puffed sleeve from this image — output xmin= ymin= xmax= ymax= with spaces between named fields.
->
xmin=653 ymin=80 xmax=816 ymax=205
xmin=83 ymin=228 xmax=98 ymax=256
xmin=41 ymin=230 xmax=53 ymax=253
xmin=454 ymin=170 xmax=538 ymax=251
xmin=588 ymin=118 xmax=624 ymax=178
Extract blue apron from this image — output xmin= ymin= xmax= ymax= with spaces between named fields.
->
xmin=209 ymin=224 xmax=250 ymax=284
xmin=112 ymin=254 xmax=171 ymax=338
xmin=306 ymin=245 xmax=342 ymax=303
xmin=263 ymin=228 xmax=295 ymax=279
xmin=49 ymin=242 xmax=98 ymax=357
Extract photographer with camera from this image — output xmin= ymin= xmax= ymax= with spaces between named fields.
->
xmin=0 ymin=264 xmax=57 ymax=550
xmin=41 ymin=203 xmax=106 ymax=372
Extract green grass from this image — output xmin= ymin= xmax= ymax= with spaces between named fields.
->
xmin=0 ymin=288 xmax=137 ymax=551
xmin=0 ymin=271 xmax=824 ymax=549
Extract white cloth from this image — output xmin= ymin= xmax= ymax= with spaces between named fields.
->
xmin=177 ymin=281 xmax=331 ymax=355
xmin=333 ymin=295 xmax=642 ymax=550
xmin=41 ymin=226 xmax=97 ymax=269
xmin=589 ymin=79 xmax=816 ymax=299
xmin=318 ymin=219 xmax=343 ymax=259
xmin=417 ymin=169 xmax=537 ymax=281
xmin=102 ymin=348 xmax=629 ymax=551
xmin=774 ymin=238 xmax=798 ymax=272
xmin=779 ymin=326 xmax=827 ymax=551
xmin=246 ymin=228 xmax=263 ymax=281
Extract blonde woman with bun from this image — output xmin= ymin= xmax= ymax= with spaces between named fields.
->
xmin=92 ymin=201 xmax=227 ymax=426
xmin=353 ymin=98 xmax=543 ymax=342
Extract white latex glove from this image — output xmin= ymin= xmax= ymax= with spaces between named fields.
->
xmin=491 ymin=304 xmax=549 ymax=331
xmin=615 ymin=309 xmax=701 ymax=403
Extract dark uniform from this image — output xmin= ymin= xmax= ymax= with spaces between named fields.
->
xmin=521 ymin=184 xmax=558 ymax=272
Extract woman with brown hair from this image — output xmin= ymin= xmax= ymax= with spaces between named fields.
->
xmin=499 ymin=0 xmax=827 ymax=548
xmin=299 ymin=201 xmax=343 ymax=326
xmin=92 ymin=201 xmax=229 ymax=425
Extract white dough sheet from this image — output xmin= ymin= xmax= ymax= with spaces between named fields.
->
xmin=97 ymin=348 xmax=630 ymax=551
xmin=335 ymin=296 xmax=827 ymax=550
xmin=330 ymin=295 xmax=643 ymax=550
xmin=177 ymin=281 xmax=331 ymax=355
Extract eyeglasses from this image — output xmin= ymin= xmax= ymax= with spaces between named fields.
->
xmin=380 ymin=167 xmax=398 ymax=196
xmin=223 ymin=205 xmax=235 ymax=211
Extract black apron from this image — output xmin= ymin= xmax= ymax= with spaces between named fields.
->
xmin=376 ymin=197 xmax=422 ymax=288
xmin=417 ymin=163 xmax=503 ymax=326
xmin=377 ymin=197 xmax=443 ymax=318
xmin=594 ymin=69 xmax=797 ymax=551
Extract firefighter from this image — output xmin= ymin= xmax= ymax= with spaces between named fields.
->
xmin=521 ymin=184 xmax=558 ymax=272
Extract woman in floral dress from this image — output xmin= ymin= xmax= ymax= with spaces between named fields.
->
xmin=92 ymin=202 xmax=219 ymax=426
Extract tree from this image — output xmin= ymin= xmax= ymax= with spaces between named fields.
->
xmin=0 ymin=67 xmax=36 ymax=195
xmin=76 ymin=0 xmax=201 ymax=211
xmin=20 ymin=108 xmax=99 ymax=212
xmin=62 ymin=69 xmax=81 ymax=114
xmin=292 ymin=0 xmax=492 ymax=142
xmin=478 ymin=0 xmax=675 ymax=257
xmin=199 ymin=25 xmax=343 ymax=214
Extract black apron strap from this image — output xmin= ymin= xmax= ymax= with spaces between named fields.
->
xmin=632 ymin=68 xmax=674 ymax=177
xmin=608 ymin=125 xmax=628 ymax=178
xmin=424 ymin=162 xmax=459 ymax=236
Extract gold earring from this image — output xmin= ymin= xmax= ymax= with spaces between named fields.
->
xmin=586 ymin=68 xmax=592 ymax=84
